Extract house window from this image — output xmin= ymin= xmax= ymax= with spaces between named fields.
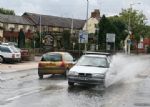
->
xmin=52 ymin=27 xmax=59 ymax=32
xmin=3 ymin=24 xmax=8 ymax=31
xmin=48 ymin=27 xmax=53 ymax=32
xmin=59 ymin=28 xmax=63 ymax=32
xmin=15 ymin=25 xmax=18 ymax=31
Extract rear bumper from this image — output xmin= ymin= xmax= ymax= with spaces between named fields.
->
xmin=4 ymin=58 xmax=21 ymax=62
xmin=68 ymin=76 xmax=105 ymax=85
xmin=38 ymin=67 xmax=66 ymax=75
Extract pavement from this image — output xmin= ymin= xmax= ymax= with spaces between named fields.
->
xmin=0 ymin=56 xmax=41 ymax=73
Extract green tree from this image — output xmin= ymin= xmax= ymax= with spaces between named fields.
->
xmin=108 ymin=16 xmax=128 ymax=49
xmin=119 ymin=8 xmax=147 ymax=41
xmin=98 ymin=15 xmax=118 ymax=50
xmin=62 ymin=30 xmax=71 ymax=50
xmin=0 ymin=8 xmax=15 ymax=15
xmin=117 ymin=8 xmax=149 ymax=53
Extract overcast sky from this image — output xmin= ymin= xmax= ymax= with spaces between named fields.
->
xmin=0 ymin=0 xmax=150 ymax=24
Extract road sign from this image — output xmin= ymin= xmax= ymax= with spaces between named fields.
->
xmin=127 ymin=39 xmax=131 ymax=45
xmin=79 ymin=31 xmax=88 ymax=43
xmin=106 ymin=33 xmax=116 ymax=43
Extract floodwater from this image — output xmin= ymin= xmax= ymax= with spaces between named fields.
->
xmin=0 ymin=53 xmax=150 ymax=107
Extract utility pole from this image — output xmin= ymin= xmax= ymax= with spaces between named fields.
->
xmin=127 ymin=2 xmax=141 ymax=54
xmin=85 ymin=0 xmax=89 ymax=52
xmin=39 ymin=15 xmax=42 ymax=51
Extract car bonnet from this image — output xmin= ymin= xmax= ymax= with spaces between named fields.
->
xmin=70 ymin=65 xmax=108 ymax=74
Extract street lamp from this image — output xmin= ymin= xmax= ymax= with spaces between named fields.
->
xmin=128 ymin=2 xmax=141 ymax=33
xmin=39 ymin=15 xmax=42 ymax=50
xmin=85 ymin=0 xmax=89 ymax=52
xmin=127 ymin=2 xmax=141 ymax=54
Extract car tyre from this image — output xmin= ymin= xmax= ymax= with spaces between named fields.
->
xmin=64 ymin=69 xmax=69 ymax=78
xmin=68 ymin=81 xmax=74 ymax=86
xmin=0 ymin=56 xmax=4 ymax=63
xmin=38 ymin=74 xmax=43 ymax=79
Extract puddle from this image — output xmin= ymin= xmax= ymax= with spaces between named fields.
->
xmin=134 ymin=103 xmax=150 ymax=106
xmin=44 ymin=85 xmax=64 ymax=91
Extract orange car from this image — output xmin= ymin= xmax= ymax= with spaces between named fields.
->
xmin=38 ymin=52 xmax=75 ymax=79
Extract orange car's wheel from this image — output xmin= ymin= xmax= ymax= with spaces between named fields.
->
xmin=0 ymin=56 xmax=4 ymax=63
xmin=64 ymin=69 xmax=69 ymax=78
xmin=38 ymin=74 xmax=43 ymax=79
xmin=68 ymin=81 xmax=74 ymax=86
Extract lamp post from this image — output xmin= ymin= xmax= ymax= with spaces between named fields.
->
xmin=39 ymin=15 xmax=42 ymax=50
xmin=127 ymin=2 xmax=141 ymax=54
xmin=84 ymin=0 xmax=89 ymax=52
xmin=128 ymin=2 xmax=141 ymax=33
xmin=96 ymin=25 xmax=99 ymax=50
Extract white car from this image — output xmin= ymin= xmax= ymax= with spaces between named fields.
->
xmin=0 ymin=45 xmax=21 ymax=63
xmin=68 ymin=54 xmax=110 ymax=87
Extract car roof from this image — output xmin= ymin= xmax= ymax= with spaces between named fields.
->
xmin=83 ymin=51 xmax=111 ymax=56
xmin=83 ymin=54 xmax=107 ymax=58
xmin=0 ymin=44 xmax=11 ymax=47
xmin=43 ymin=52 xmax=69 ymax=56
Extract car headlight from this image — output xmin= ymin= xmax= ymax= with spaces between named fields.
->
xmin=68 ymin=71 xmax=78 ymax=76
xmin=92 ymin=73 xmax=105 ymax=78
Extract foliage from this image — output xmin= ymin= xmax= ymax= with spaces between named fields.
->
xmin=62 ymin=30 xmax=71 ymax=50
xmin=33 ymin=32 xmax=40 ymax=48
xmin=119 ymin=8 xmax=147 ymax=41
xmin=147 ymin=46 xmax=150 ymax=53
xmin=108 ymin=16 xmax=128 ymax=49
xmin=98 ymin=15 xmax=118 ymax=50
xmin=0 ymin=8 xmax=15 ymax=15
xmin=18 ymin=29 xmax=25 ymax=48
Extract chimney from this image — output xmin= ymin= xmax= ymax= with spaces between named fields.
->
xmin=91 ymin=9 xmax=100 ymax=19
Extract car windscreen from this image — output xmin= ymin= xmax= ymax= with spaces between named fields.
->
xmin=41 ymin=54 xmax=62 ymax=61
xmin=10 ymin=46 xmax=20 ymax=53
xmin=76 ymin=56 xmax=108 ymax=68
xmin=0 ymin=46 xmax=11 ymax=53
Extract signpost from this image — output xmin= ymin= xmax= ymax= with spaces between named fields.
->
xmin=78 ymin=30 xmax=88 ymax=43
xmin=106 ymin=33 xmax=116 ymax=43
xmin=106 ymin=33 xmax=116 ymax=52
xmin=78 ymin=30 xmax=88 ymax=55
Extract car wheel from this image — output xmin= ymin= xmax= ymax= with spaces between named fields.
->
xmin=0 ymin=56 xmax=4 ymax=63
xmin=18 ymin=59 xmax=22 ymax=63
xmin=38 ymin=74 xmax=43 ymax=79
xmin=68 ymin=81 xmax=74 ymax=86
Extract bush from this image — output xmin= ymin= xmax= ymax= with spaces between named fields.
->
xmin=147 ymin=46 xmax=150 ymax=53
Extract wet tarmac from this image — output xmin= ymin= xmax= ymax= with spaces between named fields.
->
xmin=0 ymin=54 xmax=150 ymax=107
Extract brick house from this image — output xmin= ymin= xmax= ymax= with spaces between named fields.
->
xmin=23 ymin=12 xmax=85 ymax=49
xmin=0 ymin=13 xmax=34 ymax=43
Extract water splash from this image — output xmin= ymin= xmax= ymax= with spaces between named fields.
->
xmin=105 ymin=53 xmax=150 ymax=87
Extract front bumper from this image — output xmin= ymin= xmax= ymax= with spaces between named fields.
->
xmin=68 ymin=76 xmax=105 ymax=85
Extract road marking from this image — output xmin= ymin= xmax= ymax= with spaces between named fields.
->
xmin=5 ymin=88 xmax=43 ymax=102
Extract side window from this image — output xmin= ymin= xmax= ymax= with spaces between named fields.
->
xmin=63 ymin=53 xmax=73 ymax=61
xmin=1 ymin=46 xmax=11 ymax=53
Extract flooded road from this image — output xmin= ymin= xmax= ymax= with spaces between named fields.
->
xmin=0 ymin=54 xmax=150 ymax=107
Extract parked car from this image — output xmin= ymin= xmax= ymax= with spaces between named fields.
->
xmin=68 ymin=54 xmax=110 ymax=87
xmin=1 ymin=42 xmax=30 ymax=61
xmin=38 ymin=52 xmax=75 ymax=79
xmin=20 ymin=48 xmax=30 ymax=61
xmin=0 ymin=45 xmax=21 ymax=63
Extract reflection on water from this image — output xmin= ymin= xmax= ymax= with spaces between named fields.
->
xmin=67 ymin=84 xmax=105 ymax=98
